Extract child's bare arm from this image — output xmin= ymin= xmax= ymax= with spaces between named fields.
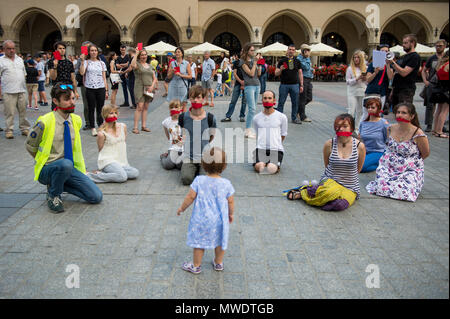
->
xmin=177 ymin=189 xmax=197 ymax=215
xmin=228 ymin=195 xmax=235 ymax=223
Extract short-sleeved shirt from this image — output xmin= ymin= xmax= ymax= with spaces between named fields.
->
xmin=239 ymin=59 xmax=260 ymax=86
xmin=201 ymin=58 xmax=216 ymax=81
xmin=162 ymin=116 xmax=184 ymax=152
xmin=187 ymin=175 xmax=235 ymax=250
xmin=232 ymin=59 xmax=244 ymax=81
xmin=365 ymin=63 xmax=390 ymax=96
xmin=178 ymin=111 xmax=217 ymax=161
xmin=392 ymin=52 xmax=421 ymax=90
xmin=116 ymin=54 xmax=130 ymax=73
xmin=277 ymin=57 xmax=302 ymax=84
xmin=25 ymin=66 xmax=39 ymax=84
xmin=50 ymin=58 xmax=75 ymax=84
xmin=36 ymin=61 xmax=46 ymax=81
xmin=297 ymin=54 xmax=313 ymax=79
xmin=359 ymin=119 xmax=390 ymax=153
xmin=83 ymin=60 xmax=107 ymax=89
xmin=253 ymin=110 xmax=288 ymax=152
xmin=0 ymin=55 xmax=27 ymax=93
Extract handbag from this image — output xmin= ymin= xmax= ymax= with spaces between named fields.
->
xmin=110 ymin=73 xmax=122 ymax=84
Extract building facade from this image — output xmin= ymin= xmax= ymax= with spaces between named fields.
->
xmin=0 ymin=0 xmax=448 ymax=63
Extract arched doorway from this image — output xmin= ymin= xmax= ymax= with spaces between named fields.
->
xmin=78 ymin=10 xmax=121 ymax=55
xmin=264 ymin=32 xmax=293 ymax=46
xmin=380 ymin=32 xmax=399 ymax=47
xmin=322 ymin=11 xmax=369 ymax=64
xmin=15 ymin=11 xmax=61 ymax=54
xmin=262 ymin=11 xmax=310 ymax=49
xmin=203 ymin=12 xmax=251 ymax=56
xmin=321 ymin=32 xmax=347 ymax=65
xmin=381 ymin=12 xmax=431 ymax=45
xmin=440 ymin=23 xmax=449 ymax=43
xmin=148 ymin=31 xmax=177 ymax=46
xmin=133 ymin=12 xmax=180 ymax=47
xmin=212 ymin=32 xmax=241 ymax=56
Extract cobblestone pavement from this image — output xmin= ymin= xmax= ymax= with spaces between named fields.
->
xmin=0 ymin=81 xmax=448 ymax=299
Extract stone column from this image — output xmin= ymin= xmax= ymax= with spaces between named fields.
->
xmin=251 ymin=26 xmax=262 ymax=49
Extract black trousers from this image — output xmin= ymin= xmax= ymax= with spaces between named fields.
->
xmin=298 ymin=78 xmax=313 ymax=120
xmin=86 ymin=87 xmax=106 ymax=128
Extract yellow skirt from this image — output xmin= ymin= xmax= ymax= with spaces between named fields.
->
xmin=300 ymin=179 xmax=357 ymax=207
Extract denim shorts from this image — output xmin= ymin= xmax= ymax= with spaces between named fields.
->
xmin=38 ymin=81 xmax=45 ymax=92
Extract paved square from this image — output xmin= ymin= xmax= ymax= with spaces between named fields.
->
xmin=0 ymin=81 xmax=448 ymax=298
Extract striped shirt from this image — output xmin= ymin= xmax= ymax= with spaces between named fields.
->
xmin=321 ymin=137 xmax=360 ymax=198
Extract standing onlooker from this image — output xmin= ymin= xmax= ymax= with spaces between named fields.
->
xmin=241 ymin=43 xmax=261 ymax=138
xmin=75 ymin=41 xmax=92 ymax=130
xmin=79 ymin=44 xmax=109 ymax=136
xmin=275 ymin=44 xmax=303 ymax=124
xmin=150 ymin=54 xmax=159 ymax=71
xmin=116 ymin=45 xmax=131 ymax=107
xmin=421 ymin=39 xmax=447 ymax=132
xmin=187 ymin=55 xmax=197 ymax=89
xmin=221 ymin=49 xmax=247 ymax=122
xmin=34 ymin=53 xmax=48 ymax=106
xmin=431 ymin=51 xmax=449 ymax=138
xmin=49 ymin=41 xmax=79 ymax=104
xmin=124 ymin=48 xmax=137 ymax=108
xmin=346 ymin=50 xmax=367 ymax=133
xmin=45 ymin=52 xmax=52 ymax=86
xmin=297 ymin=44 xmax=314 ymax=123
xmin=389 ymin=34 xmax=421 ymax=107
xmin=25 ymin=59 xmax=39 ymax=110
xmin=163 ymin=52 xmax=175 ymax=97
xmin=107 ymin=52 xmax=120 ymax=106
xmin=201 ymin=51 xmax=217 ymax=107
xmin=0 ymin=43 xmax=3 ymax=104
xmin=167 ymin=47 xmax=191 ymax=109
xmin=0 ymin=40 xmax=31 ymax=139
xmin=256 ymin=53 xmax=267 ymax=103
xmin=130 ymin=47 xmax=158 ymax=133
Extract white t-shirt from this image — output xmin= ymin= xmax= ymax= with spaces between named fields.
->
xmin=253 ymin=110 xmax=288 ymax=152
xmin=83 ymin=60 xmax=107 ymax=89
xmin=36 ymin=61 xmax=46 ymax=81
xmin=190 ymin=62 xmax=196 ymax=78
xmin=162 ymin=116 xmax=184 ymax=152
xmin=216 ymin=73 xmax=222 ymax=84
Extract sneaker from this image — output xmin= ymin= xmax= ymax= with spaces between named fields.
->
xmin=212 ymin=260 xmax=224 ymax=271
xmin=303 ymin=117 xmax=312 ymax=122
xmin=34 ymin=106 xmax=39 ymax=110
xmin=244 ymin=128 xmax=256 ymax=139
xmin=27 ymin=105 xmax=33 ymax=109
xmin=239 ymin=117 xmax=245 ymax=122
xmin=42 ymin=102 xmax=49 ymax=106
xmin=221 ymin=117 xmax=231 ymax=122
xmin=92 ymin=128 xmax=97 ymax=136
xmin=182 ymin=262 xmax=202 ymax=274
xmin=47 ymin=195 xmax=64 ymax=213
xmin=5 ymin=131 xmax=14 ymax=139
xmin=119 ymin=103 xmax=130 ymax=107
xmin=443 ymin=126 xmax=449 ymax=133
xmin=425 ymin=125 xmax=432 ymax=133
xmin=292 ymin=119 xmax=302 ymax=124
xmin=82 ymin=126 xmax=90 ymax=131
xmin=21 ymin=129 xmax=29 ymax=136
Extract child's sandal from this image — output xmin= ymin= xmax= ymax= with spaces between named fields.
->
xmin=212 ymin=260 xmax=224 ymax=271
xmin=182 ymin=262 xmax=202 ymax=274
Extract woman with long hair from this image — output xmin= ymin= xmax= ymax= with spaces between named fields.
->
xmin=167 ymin=47 xmax=192 ymax=109
xmin=431 ymin=51 xmax=449 ymax=138
xmin=79 ymin=43 xmax=109 ymax=136
xmin=130 ymin=47 xmax=158 ymax=134
xmin=366 ymin=102 xmax=430 ymax=202
xmin=241 ymin=43 xmax=261 ymax=138
xmin=346 ymin=50 xmax=367 ymax=133
xmin=107 ymin=52 xmax=120 ymax=106
xmin=358 ymin=98 xmax=389 ymax=172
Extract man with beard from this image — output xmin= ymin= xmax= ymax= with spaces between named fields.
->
xmin=253 ymin=90 xmax=288 ymax=174
xmin=26 ymin=83 xmax=102 ymax=213
xmin=389 ymin=34 xmax=421 ymax=106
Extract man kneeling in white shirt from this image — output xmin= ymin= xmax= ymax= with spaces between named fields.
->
xmin=253 ymin=90 xmax=288 ymax=174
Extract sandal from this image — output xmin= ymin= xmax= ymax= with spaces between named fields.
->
xmin=141 ymin=127 xmax=151 ymax=132
xmin=434 ymin=132 xmax=449 ymax=138
xmin=287 ymin=189 xmax=302 ymax=200
xmin=132 ymin=128 xmax=139 ymax=134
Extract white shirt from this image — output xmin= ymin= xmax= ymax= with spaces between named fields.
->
xmin=253 ymin=110 xmax=288 ymax=152
xmin=98 ymin=123 xmax=129 ymax=170
xmin=83 ymin=60 xmax=107 ymax=89
xmin=216 ymin=73 xmax=222 ymax=84
xmin=190 ymin=62 xmax=196 ymax=78
xmin=36 ymin=61 xmax=46 ymax=81
xmin=346 ymin=67 xmax=367 ymax=96
xmin=0 ymin=55 xmax=27 ymax=93
xmin=162 ymin=116 xmax=184 ymax=152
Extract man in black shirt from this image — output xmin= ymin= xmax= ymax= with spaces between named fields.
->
xmin=389 ymin=34 xmax=421 ymax=107
xmin=116 ymin=45 xmax=131 ymax=107
xmin=275 ymin=45 xmax=304 ymax=123
xmin=421 ymin=39 xmax=447 ymax=132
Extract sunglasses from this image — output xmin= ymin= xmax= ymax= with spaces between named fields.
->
xmin=58 ymin=84 xmax=73 ymax=90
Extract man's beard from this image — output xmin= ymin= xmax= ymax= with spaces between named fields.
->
xmin=403 ymin=46 xmax=411 ymax=53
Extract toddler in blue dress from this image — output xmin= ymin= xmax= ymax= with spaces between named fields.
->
xmin=177 ymin=147 xmax=235 ymax=274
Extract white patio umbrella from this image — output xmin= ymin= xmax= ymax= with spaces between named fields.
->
xmin=144 ymin=41 xmax=177 ymax=55
xmin=185 ymin=42 xmax=228 ymax=56
xmin=256 ymin=42 xmax=289 ymax=56
xmin=304 ymin=43 xmax=344 ymax=57
xmin=390 ymin=43 xmax=436 ymax=57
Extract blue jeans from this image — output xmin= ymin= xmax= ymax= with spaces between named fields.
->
xmin=244 ymin=85 xmax=260 ymax=129
xmin=225 ymin=84 xmax=247 ymax=119
xmin=278 ymin=84 xmax=299 ymax=121
xmin=361 ymin=152 xmax=383 ymax=173
xmin=38 ymin=159 xmax=103 ymax=203
xmin=259 ymin=73 xmax=267 ymax=94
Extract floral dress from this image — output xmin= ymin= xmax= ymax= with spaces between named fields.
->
xmin=366 ymin=130 xmax=427 ymax=202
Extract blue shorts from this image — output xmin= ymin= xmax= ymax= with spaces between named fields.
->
xmin=38 ymin=81 xmax=45 ymax=92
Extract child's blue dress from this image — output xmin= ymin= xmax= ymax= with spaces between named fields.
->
xmin=187 ymin=176 xmax=235 ymax=250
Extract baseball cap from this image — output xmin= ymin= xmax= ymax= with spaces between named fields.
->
xmin=167 ymin=52 xmax=173 ymax=56
xmin=151 ymin=54 xmax=156 ymax=58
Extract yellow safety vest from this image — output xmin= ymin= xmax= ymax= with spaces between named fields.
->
xmin=34 ymin=112 xmax=86 ymax=181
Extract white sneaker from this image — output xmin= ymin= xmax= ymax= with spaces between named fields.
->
xmin=244 ymin=128 xmax=256 ymax=139
xmin=91 ymin=128 xmax=97 ymax=136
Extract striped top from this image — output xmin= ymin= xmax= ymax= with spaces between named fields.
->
xmin=321 ymin=137 xmax=360 ymax=198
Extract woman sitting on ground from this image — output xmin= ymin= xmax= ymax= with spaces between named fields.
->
xmin=358 ymin=97 xmax=389 ymax=172
xmin=87 ymin=105 xmax=139 ymax=183
xmin=366 ymin=102 xmax=430 ymax=202
xmin=286 ymin=114 xmax=366 ymax=211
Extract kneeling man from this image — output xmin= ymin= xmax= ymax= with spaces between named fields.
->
xmin=253 ymin=90 xmax=288 ymax=174
xmin=26 ymin=83 xmax=102 ymax=213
